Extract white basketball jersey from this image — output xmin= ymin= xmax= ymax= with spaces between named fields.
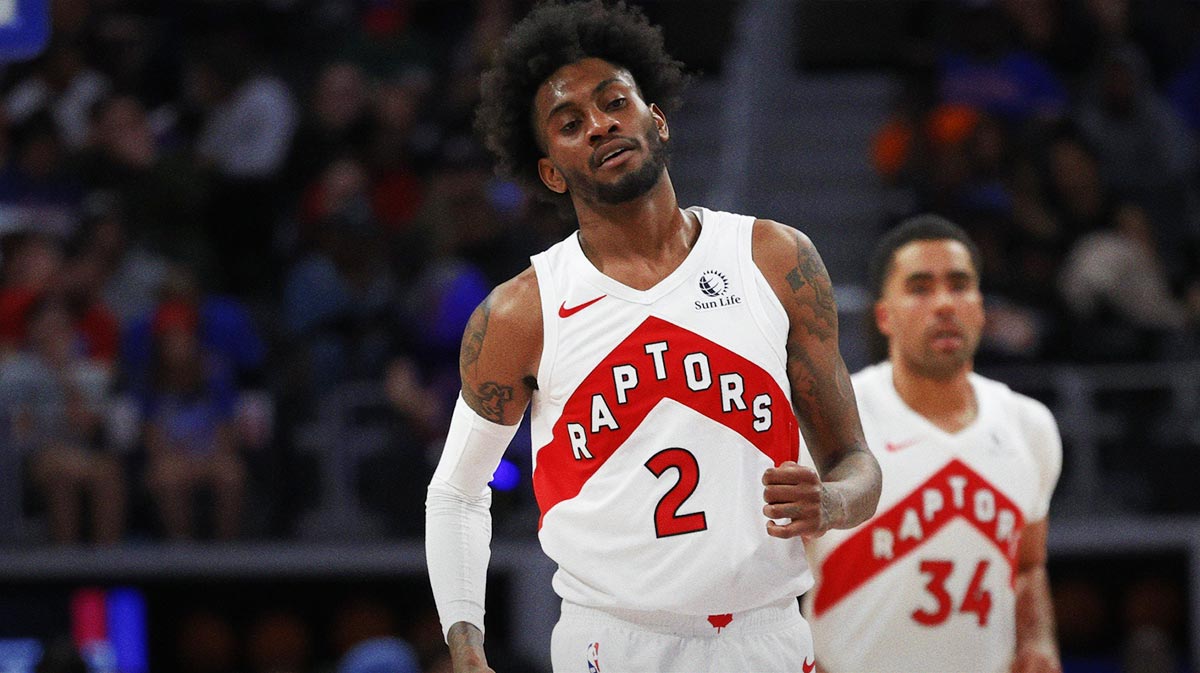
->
xmin=805 ymin=362 xmax=1062 ymax=673
xmin=528 ymin=207 xmax=813 ymax=616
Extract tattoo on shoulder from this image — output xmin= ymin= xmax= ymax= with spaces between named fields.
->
xmin=463 ymin=381 xmax=515 ymax=423
xmin=460 ymin=296 xmax=492 ymax=373
xmin=783 ymin=236 xmax=837 ymax=341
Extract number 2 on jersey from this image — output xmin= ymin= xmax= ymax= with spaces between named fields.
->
xmin=644 ymin=448 xmax=708 ymax=538
xmin=913 ymin=559 xmax=992 ymax=627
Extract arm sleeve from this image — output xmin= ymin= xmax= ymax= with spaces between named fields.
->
xmin=425 ymin=394 xmax=520 ymax=642
xmin=1016 ymin=395 xmax=1063 ymax=522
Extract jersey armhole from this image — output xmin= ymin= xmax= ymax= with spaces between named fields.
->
xmin=530 ymin=254 xmax=559 ymax=396
xmin=738 ymin=217 xmax=791 ymax=371
xmin=1015 ymin=394 xmax=1063 ymax=522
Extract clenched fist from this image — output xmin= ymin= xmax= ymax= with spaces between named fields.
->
xmin=762 ymin=461 xmax=844 ymax=540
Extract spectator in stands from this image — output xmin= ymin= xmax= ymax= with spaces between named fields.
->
xmin=359 ymin=355 xmax=443 ymax=536
xmin=285 ymin=60 xmax=376 ymax=196
xmin=123 ymin=266 xmax=266 ymax=392
xmin=0 ymin=296 xmax=124 ymax=544
xmin=189 ymin=35 xmax=298 ymax=183
xmin=3 ymin=39 xmax=110 ymax=151
xmin=1059 ymin=203 xmax=1200 ymax=360
xmin=72 ymin=193 xmax=170 ymax=326
xmin=999 ymin=0 xmax=1103 ymax=81
xmin=142 ymin=300 xmax=246 ymax=540
xmin=1042 ymin=130 xmax=1112 ymax=240
xmin=1076 ymin=44 xmax=1198 ymax=265
xmin=283 ymin=159 xmax=396 ymax=390
xmin=365 ymin=70 xmax=429 ymax=236
xmin=0 ymin=113 xmax=85 ymax=238
xmin=0 ymin=232 xmax=65 ymax=358
xmin=186 ymin=32 xmax=298 ymax=297
xmin=937 ymin=4 xmax=1068 ymax=125
xmin=79 ymin=95 xmax=212 ymax=277
xmin=0 ymin=232 xmax=121 ymax=368
xmin=58 ymin=245 xmax=120 ymax=369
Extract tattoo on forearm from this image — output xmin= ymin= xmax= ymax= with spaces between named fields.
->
xmin=460 ymin=296 xmax=493 ymax=373
xmin=463 ymin=381 xmax=514 ymax=423
xmin=786 ymin=340 xmax=821 ymax=420
xmin=784 ymin=237 xmax=837 ymax=342
xmin=788 ymin=340 xmax=855 ymax=404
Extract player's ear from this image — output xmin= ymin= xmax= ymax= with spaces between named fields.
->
xmin=650 ymin=103 xmax=668 ymax=142
xmin=538 ymin=157 xmax=568 ymax=194
xmin=874 ymin=300 xmax=892 ymax=338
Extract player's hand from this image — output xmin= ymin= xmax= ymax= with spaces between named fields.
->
xmin=1010 ymin=642 xmax=1061 ymax=673
xmin=448 ymin=622 xmax=496 ymax=673
xmin=762 ymin=461 xmax=835 ymax=539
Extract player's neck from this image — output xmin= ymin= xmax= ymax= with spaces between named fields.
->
xmin=890 ymin=359 xmax=977 ymax=434
xmin=573 ymin=174 xmax=699 ymax=289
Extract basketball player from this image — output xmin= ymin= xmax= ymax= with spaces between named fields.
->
xmin=425 ymin=2 xmax=882 ymax=672
xmin=804 ymin=215 xmax=1062 ymax=673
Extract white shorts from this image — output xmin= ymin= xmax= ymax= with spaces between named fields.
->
xmin=550 ymin=598 xmax=815 ymax=673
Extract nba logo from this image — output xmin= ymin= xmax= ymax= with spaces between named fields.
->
xmin=586 ymin=642 xmax=601 ymax=673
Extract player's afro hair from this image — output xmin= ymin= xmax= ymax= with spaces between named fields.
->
xmin=475 ymin=0 xmax=688 ymax=212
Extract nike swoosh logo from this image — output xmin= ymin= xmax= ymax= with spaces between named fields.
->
xmin=558 ymin=295 xmax=606 ymax=318
xmin=885 ymin=438 xmax=919 ymax=453
xmin=802 ymin=657 xmax=816 ymax=673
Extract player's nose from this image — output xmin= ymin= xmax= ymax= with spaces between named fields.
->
xmin=586 ymin=110 xmax=619 ymax=143
xmin=931 ymin=285 xmax=957 ymax=313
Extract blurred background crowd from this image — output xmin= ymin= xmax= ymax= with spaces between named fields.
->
xmin=0 ymin=0 xmax=1199 ymax=672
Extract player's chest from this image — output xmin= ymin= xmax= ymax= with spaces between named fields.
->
xmin=870 ymin=421 xmax=1041 ymax=525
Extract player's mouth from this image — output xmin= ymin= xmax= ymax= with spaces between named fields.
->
xmin=593 ymin=138 xmax=638 ymax=170
xmin=929 ymin=325 xmax=965 ymax=351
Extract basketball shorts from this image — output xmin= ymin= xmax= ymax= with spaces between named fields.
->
xmin=550 ymin=597 xmax=815 ymax=673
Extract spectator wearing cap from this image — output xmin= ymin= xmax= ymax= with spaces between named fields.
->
xmin=141 ymin=299 xmax=246 ymax=540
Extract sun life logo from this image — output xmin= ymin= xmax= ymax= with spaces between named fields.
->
xmin=695 ymin=269 xmax=742 ymax=311
xmin=698 ymin=269 xmax=729 ymax=297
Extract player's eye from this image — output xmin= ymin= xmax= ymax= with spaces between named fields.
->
xmin=606 ymin=97 xmax=626 ymax=111
xmin=560 ymin=119 xmax=580 ymax=134
xmin=949 ymin=274 xmax=976 ymax=292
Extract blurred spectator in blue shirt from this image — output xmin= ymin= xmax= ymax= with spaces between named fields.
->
xmin=937 ymin=4 xmax=1068 ymax=125
xmin=141 ymin=300 xmax=246 ymax=540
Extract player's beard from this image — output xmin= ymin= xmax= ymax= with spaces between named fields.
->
xmin=561 ymin=127 xmax=669 ymax=207
xmin=906 ymin=333 xmax=979 ymax=381
xmin=594 ymin=127 xmax=669 ymax=205
xmin=910 ymin=350 xmax=973 ymax=381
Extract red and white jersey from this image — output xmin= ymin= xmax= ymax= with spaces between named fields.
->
xmin=804 ymin=361 xmax=1061 ymax=673
xmin=528 ymin=207 xmax=812 ymax=615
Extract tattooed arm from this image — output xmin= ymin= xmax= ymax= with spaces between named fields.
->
xmin=752 ymin=219 xmax=881 ymax=539
xmin=459 ymin=267 xmax=543 ymax=424
xmin=429 ymin=267 xmax=542 ymax=673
